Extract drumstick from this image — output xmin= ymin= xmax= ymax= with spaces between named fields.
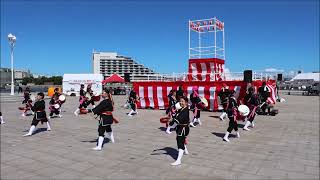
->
xmin=259 ymin=102 xmax=266 ymax=108
xmin=88 ymin=112 xmax=99 ymax=119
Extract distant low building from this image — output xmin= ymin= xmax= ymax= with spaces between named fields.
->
xmin=14 ymin=69 xmax=32 ymax=83
xmin=0 ymin=68 xmax=32 ymax=87
xmin=0 ymin=68 xmax=12 ymax=87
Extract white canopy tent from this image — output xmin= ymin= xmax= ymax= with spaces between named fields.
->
xmin=290 ymin=73 xmax=320 ymax=82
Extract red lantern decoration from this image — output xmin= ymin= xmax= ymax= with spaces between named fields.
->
xmin=197 ymin=22 xmax=201 ymax=26
xmin=209 ymin=21 xmax=213 ymax=25
xmin=203 ymin=21 xmax=207 ymax=25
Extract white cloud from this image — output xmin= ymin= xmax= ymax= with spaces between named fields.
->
xmin=224 ymin=68 xmax=230 ymax=73
xmin=224 ymin=67 xmax=243 ymax=80
xmin=264 ymin=68 xmax=284 ymax=73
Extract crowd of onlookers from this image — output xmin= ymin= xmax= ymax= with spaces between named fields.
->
xmin=102 ymin=86 xmax=131 ymax=95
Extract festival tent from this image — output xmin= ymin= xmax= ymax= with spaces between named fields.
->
xmin=290 ymin=72 xmax=320 ymax=82
xmin=102 ymin=74 xmax=125 ymax=84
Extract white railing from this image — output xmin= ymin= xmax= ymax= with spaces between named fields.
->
xmin=131 ymin=72 xmax=276 ymax=82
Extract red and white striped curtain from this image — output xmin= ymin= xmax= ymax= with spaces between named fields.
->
xmin=188 ymin=58 xmax=225 ymax=81
xmin=133 ymin=80 xmax=277 ymax=111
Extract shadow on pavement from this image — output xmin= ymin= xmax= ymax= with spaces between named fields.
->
xmin=212 ymin=132 xmax=236 ymax=138
xmin=209 ymin=115 xmax=220 ymax=119
xmin=151 ymin=147 xmax=177 ymax=159
xmin=33 ymin=128 xmax=49 ymax=135
xmin=80 ymin=138 xmax=110 ymax=146
xmin=158 ymin=127 xmax=166 ymax=132
xmin=237 ymin=123 xmax=245 ymax=128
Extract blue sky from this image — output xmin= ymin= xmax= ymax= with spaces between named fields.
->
xmin=1 ymin=0 xmax=319 ymax=76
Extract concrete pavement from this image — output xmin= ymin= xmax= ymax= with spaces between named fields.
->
xmin=1 ymin=93 xmax=319 ymax=179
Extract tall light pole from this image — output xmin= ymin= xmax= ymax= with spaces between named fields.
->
xmin=8 ymin=33 xmax=16 ymax=96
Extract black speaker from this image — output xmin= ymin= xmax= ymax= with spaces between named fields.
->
xmin=124 ymin=73 xmax=131 ymax=82
xmin=243 ymin=70 xmax=252 ymax=83
xmin=277 ymin=74 xmax=283 ymax=81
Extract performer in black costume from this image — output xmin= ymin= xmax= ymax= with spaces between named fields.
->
xmin=22 ymin=87 xmax=31 ymax=104
xmin=189 ymin=86 xmax=202 ymax=127
xmin=166 ymin=90 xmax=177 ymax=115
xmin=86 ymin=84 xmax=96 ymax=108
xmin=49 ymin=88 xmax=63 ymax=118
xmin=0 ymin=112 xmax=5 ymax=124
xmin=74 ymin=84 xmax=88 ymax=115
xmin=176 ymin=86 xmax=185 ymax=101
xmin=242 ymin=87 xmax=259 ymax=131
xmin=218 ymin=83 xmax=231 ymax=121
xmin=92 ymin=90 xmax=116 ymax=150
xmin=258 ymin=82 xmax=271 ymax=115
xmin=165 ymin=90 xmax=178 ymax=134
xmin=21 ymin=87 xmax=33 ymax=116
xmin=223 ymin=91 xmax=240 ymax=142
xmin=128 ymin=89 xmax=138 ymax=116
xmin=23 ymin=93 xmax=52 ymax=136
xmin=170 ymin=96 xmax=190 ymax=166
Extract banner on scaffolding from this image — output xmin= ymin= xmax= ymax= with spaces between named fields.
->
xmin=187 ymin=58 xmax=225 ymax=81
xmin=132 ymin=80 xmax=277 ymax=111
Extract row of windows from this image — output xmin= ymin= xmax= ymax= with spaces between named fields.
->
xmin=100 ymin=70 xmax=153 ymax=74
xmin=100 ymin=64 xmax=143 ymax=67
xmin=100 ymin=67 xmax=151 ymax=71
xmin=100 ymin=60 xmax=134 ymax=62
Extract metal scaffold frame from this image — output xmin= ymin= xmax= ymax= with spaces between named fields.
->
xmin=189 ymin=17 xmax=225 ymax=60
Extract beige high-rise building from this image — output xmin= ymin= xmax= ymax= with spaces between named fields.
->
xmin=92 ymin=52 xmax=158 ymax=81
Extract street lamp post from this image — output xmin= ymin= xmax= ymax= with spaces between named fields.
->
xmin=8 ymin=33 xmax=16 ymax=96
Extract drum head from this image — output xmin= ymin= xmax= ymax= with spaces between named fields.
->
xmin=175 ymin=102 xmax=182 ymax=110
xmin=59 ymin=95 xmax=66 ymax=101
xmin=85 ymin=93 xmax=91 ymax=100
xmin=30 ymin=95 xmax=36 ymax=102
xmin=54 ymin=104 xmax=60 ymax=109
xmin=200 ymin=97 xmax=208 ymax=107
xmin=238 ymin=105 xmax=250 ymax=116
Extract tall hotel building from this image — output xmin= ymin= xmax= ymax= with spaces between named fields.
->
xmin=93 ymin=52 xmax=157 ymax=81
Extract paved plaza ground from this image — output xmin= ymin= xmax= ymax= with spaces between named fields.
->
xmin=0 ymin=92 xmax=319 ymax=180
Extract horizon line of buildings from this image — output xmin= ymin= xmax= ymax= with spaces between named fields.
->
xmin=1 ymin=51 xmax=317 ymax=87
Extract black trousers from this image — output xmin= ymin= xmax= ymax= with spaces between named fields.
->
xmin=169 ymin=120 xmax=175 ymax=126
xmin=248 ymin=111 xmax=256 ymax=123
xmin=89 ymin=99 xmax=95 ymax=106
xmin=177 ymin=136 xmax=186 ymax=150
xmin=191 ymin=104 xmax=200 ymax=118
xmin=98 ymin=124 xmax=112 ymax=137
xmin=31 ymin=119 xmax=48 ymax=126
xmin=193 ymin=109 xmax=200 ymax=118
xmin=50 ymin=109 xmax=60 ymax=116
xmin=227 ymin=117 xmax=238 ymax=133
xmin=130 ymin=103 xmax=136 ymax=111
xmin=79 ymin=101 xmax=89 ymax=109
xmin=165 ymin=107 xmax=171 ymax=115
xmin=176 ymin=126 xmax=189 ymax=150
